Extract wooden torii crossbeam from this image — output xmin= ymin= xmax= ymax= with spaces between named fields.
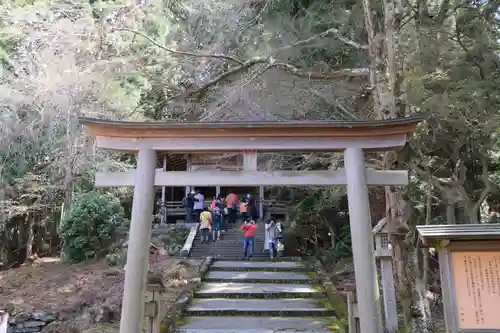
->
xmin=95 ymin=169 xmax=409 ymax=187
xmin=80 ymin=116 xmax=422 ymax=333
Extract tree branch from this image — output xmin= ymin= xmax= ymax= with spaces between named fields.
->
xmin=278 ymin=27 xmax=368 ymax=52
xmin=153 ymin=58 xmax=368 ymax=108
xmin=411 ymin=162 xmax=460 ymax=203
xmin=472 ymin=155 xmax=494 ymax=212
xmin=121 ymin=28 xmax=369 ymax=115
xmin=169 ymin=57 xmax=269 ymax=102
xmin=273 ymin=62 xmax=369 ymax=79
xmin=436 ymin=0 xmax=451 ymax=25
xmin=115 ymin=28 xmax=245 ymax=65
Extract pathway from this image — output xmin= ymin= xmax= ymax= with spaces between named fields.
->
xmin=177 ymin=260 xmax=341 ymax=332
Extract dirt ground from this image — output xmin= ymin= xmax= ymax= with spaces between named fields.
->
xmin=0 ymin=254 xmax=203 ymax=332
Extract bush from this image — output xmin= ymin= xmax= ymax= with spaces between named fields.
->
xmin=105 ymin=248 xmax=121 ymax=266
xmin=60 ymin=191 xmax=125 ymax=262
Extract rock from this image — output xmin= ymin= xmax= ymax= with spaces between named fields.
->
xmin=9 ymin=327 xmax=40 ymax=333
xmin=40 ymin=321 xmax=80 ymax=333
xmin=169 ymin=245 xmax=182 ymax=255
xmin=89 ymin=305 xmax=113 ymax=323
xmin=31 ymin=312 xmax=57 ymax=323
xmin=3 ymin=302 xmax=15 ymax=314
xmin=176 ymin=294 xmax=190 ymax=306
xmin=13 ymin=312 xmax=31 ymax=323
xmin=6 ymin=311 xmax=58 ymax=333
xmin=19 ymin=320 xmax=45 ymax=328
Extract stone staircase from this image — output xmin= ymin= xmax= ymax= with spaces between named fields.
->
xmin=176 ymin=260 xmax=340 ymax=332
xmin=189 ymin=222 xmax=269 ymax=259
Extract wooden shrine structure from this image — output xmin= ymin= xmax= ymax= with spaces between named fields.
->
xmin=148 ymin=152 xmax=291 ymax=222
xmin=80 ymin=116 xmax=422 ymax=333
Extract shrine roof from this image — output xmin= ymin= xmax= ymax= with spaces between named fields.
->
xmin=417 ymin=224 xmax=500 ymax=243
xmin=79 ymin=116 xmax=423 ymax=152
xmin=79 ymin=116 xmax=423 ymax=130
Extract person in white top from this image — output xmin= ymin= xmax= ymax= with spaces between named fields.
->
xmin=193 ymin=189 xmax=205 ymax=222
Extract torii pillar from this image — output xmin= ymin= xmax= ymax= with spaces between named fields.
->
xmin=119 ymin=149 xmax=157 ymax=333
xmin=345 ymin=148 xmax=383 ymax=333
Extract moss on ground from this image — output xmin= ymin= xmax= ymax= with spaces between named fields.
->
xmin=326 ymin=316 xmax=347 ymax=333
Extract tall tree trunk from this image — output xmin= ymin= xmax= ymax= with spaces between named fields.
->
xmin=413 ymin=183 xmax=433 ymax=333
xmin=26 ymin=213 xmax=34 ymax=259
xmin=63 ymin=171 xmax=73 ymax=218
xmin=362 ymin=0 xmax=428 ymax=329
xmin=0 ymin=189 xmax=7 ymax=268
xmin=446 ymin=203 xmax=456 ymax=224
xmin=62 ymin=109 xmax=75 ymax=219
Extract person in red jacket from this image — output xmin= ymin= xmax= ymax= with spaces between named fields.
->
xmin=240 ymin=220 xmax=257 ymax=259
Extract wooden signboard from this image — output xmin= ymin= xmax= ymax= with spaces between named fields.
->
xmin=416 ymin=224 xmax=500 ymax=333
xmin=449 ymin=250 xmax=500 ymax=330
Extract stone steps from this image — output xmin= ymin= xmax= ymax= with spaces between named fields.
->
xmin=210 ymin=260 xmax=308 ymax=271
xmin=189 ymin=248 xmax=270 ymax=259
xmin=189 ymin=223 xmax=268 ymax=259
xmin=176 ymin=259 xmax=344 ymax=333
xmin=195 ymin=282 xmax=324 ymax=299
xmin=177 ymin=316 xmax=333 ymax=332
xmin=184 ymin=298 xmax=336 ymax=317
xmin=204 ymin=271 xmax=318 ymax=284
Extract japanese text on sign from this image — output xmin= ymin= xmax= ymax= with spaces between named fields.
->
xmin=451 ymin=251 xmax=500 ymax=329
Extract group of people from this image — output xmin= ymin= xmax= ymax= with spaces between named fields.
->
xmin=240 ymin=218 xmax=283 ymax=260
xmin=183 ymin=189 xmax=258 ymax=241
xmin=183 ymin=189 xmax=283 ymax=259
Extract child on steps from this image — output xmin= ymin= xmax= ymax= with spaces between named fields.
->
xmin=199 ymin=208 xmax=212 ymax=244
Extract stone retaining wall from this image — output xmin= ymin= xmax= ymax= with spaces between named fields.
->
xmin=6 ymin=312 xmax=57 ymax=333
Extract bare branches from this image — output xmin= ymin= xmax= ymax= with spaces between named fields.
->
xmin=165 ymin=57 xmax=269 ymax=103
xmin=278 ymin=27 xmax=368 ymax=52
xmin=163 ymin=59 xmax=367 ymax=104
xmin=115 ymin=28 xmax=245 ymax=65
xmin=120 ymin=27 xmax=370 ymax=110
xmin=273 ymin=62 xmax=368 ymax=79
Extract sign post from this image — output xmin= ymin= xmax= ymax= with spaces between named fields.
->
xmin=416 ymin=224 xmax=500 ymax=333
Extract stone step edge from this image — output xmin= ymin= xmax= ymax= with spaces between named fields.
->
xmin=175 ymin=328 xmax=332 ymax=333
xmin=202 ymin=277 xmax=319 ymax=284
xmin=207 ymin=267 xmax=313 ymax=272
xmin=183 ymin=308 xmax=336 ymax=317
xmin=190 ymin=257 xmax=286 ymax=260
xmin=213 ymin=257 xmax=303 ymax=261
xmin=194 ymin=292 xmax=325 ymax=299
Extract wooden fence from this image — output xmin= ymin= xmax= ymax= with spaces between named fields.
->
xmin=162 ymin=198 xmax=290 ymax=216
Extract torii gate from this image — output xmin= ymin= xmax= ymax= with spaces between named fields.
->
xmin=80 ymin=116 xmax=421 ymax=333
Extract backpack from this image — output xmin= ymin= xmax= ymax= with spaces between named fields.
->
xmin=182 ymin=196 xmax=189 ymax=208
xmin=213 ymin=206 xmax=222 ymax=218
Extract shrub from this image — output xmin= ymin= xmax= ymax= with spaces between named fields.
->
xmin=60 ymin=191 xmax=124 ymax=262
xmin=105 ymin=248 xmax=121 ymax=266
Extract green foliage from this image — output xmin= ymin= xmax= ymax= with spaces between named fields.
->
xmin=157 ymin=227 xmax=190 ymax=248
xmin=105 ymin=248 xmax=121 ymax=266
xmin=330 ymin=224 xmax=352 ymax=259
xmin=60 ymin=191 xmax=124 ymax=263
xmin=284 ymin=188 xmax=350 ymax=258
